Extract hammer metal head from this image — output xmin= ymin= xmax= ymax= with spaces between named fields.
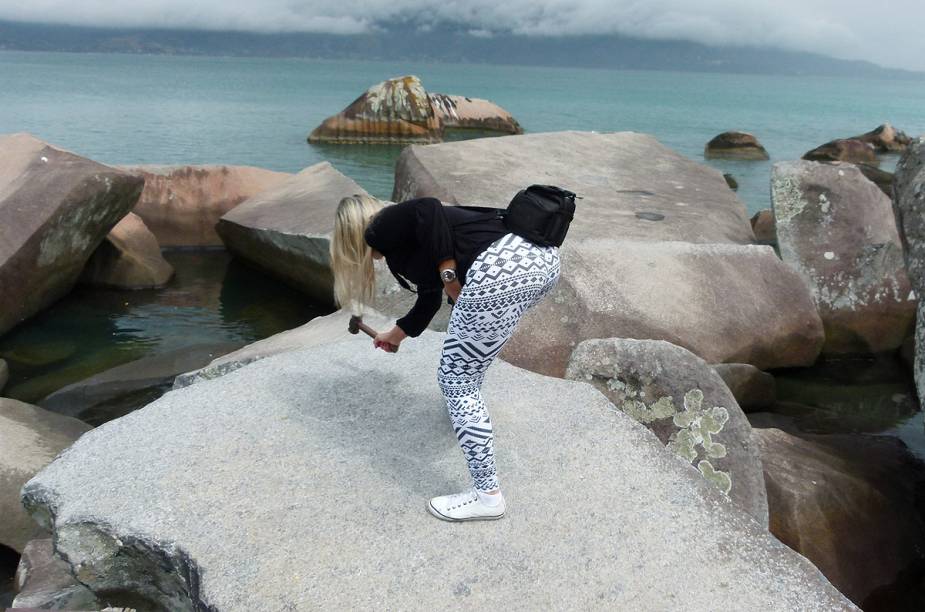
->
xmin=347 ymin=315 xmax=361 ymax=335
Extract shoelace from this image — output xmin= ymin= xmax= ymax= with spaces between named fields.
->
xmin=446 ymin=490 xmax=479 ymax=510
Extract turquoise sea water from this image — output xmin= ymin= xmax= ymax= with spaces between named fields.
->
xmin=1 ymin=50 xmax=924 ymax=214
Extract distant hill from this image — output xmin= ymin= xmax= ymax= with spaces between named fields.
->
xmin=0 ymin=19 xmax=921 ymax=80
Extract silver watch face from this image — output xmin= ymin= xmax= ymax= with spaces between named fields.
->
xmin=441 ymin=269 xmax=457 ymax=282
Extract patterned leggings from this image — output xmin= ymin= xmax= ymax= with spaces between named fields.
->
xmin=437 ymin=233 xmax=561 ymax=492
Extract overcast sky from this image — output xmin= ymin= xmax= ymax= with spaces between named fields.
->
xmin=1 ymin=0 xmax=923 ymax=71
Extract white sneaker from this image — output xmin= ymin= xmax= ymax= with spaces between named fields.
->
xmin=427 ymin=488 xmax=506 ymax=522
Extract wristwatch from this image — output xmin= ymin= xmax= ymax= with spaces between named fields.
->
xmin=440 ymin=268 xmax=457 ymax=283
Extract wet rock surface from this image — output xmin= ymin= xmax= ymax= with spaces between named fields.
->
xmin=704 ymin=131 xmax=769 ymax=160
xmin=566 ymin=338 xmax=768 ymax=524
xmin=751 ymin=424 xmax=925 ymax=606
xmin=772 ymin=160 xmax=915 ymax=354
xmin=22 ymin=332 xmax=855 ymax=610
xmin=0 ymin=133 xmax=144 ymax=336
xmin=395 ymin=131 xmax=823 ymax=375
xmin=848 ymin=123 xmax=913 ymax=154
xmin=122 ymin=164 xmax=292 ymax=247
xmin=79 ymin=212 xmax=174 ymax=290
xmin=0 ymin=398 xmax=91 ymax=553
xmin=803 ymin=139 xmax=879 ymax=165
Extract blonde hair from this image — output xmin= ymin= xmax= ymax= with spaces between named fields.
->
xmin=330 ymin=194 xmax=385 ymax=313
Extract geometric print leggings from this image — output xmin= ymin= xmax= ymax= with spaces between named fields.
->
xmin=437 ymin=232 xmax=561 ymax=492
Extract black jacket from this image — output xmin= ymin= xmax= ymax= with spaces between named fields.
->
xmin=364 ymin=197 xmax=507 ymax=337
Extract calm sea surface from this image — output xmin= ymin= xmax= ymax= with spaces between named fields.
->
xmin=1 ymin=50 xmax=924 ymax=214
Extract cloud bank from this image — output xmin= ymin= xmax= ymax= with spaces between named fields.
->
xmin=1 ymin=0 xmax=922 ymax=71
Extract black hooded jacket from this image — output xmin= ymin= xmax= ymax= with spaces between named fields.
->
xmin=364 ymin=197 xmax=507 ymax=337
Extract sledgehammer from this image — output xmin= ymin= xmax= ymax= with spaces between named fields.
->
xmin=348 ymin=315 xmax=399 ymax=353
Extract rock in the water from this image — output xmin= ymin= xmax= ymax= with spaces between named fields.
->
xmin=79 ymin=212 xmax=174 ymax=289
xmin=753 ymin=426 xmax=925 ymax=605
xmin=395 ymin=131 xmax=823 ymax=375
xmin=309 ymin=75 xmax=442 ymax=144
xmin=857 ymin=163 xmax=894 ymax=197
xmin=848 ymin=123 xmax=913 ymax=154
xmin=893 ymin=139 xmax=925 ymax=406
xmin=803 ymin=139 xmax=879 ymax=166
xmin=713 ymin=363 xmax=776 ymax=412
xmin=750 ymin=209 xmax=776 ymax=245
xmin=566 ymin=338 xmax=768 ymax=524
xmin=1 ymin=398 xmax=92 ymax=553
xmin=12 ymin=538 xmax=100 ymax=610
xmin=704 ymin=131 xmax=770 ymax=160
xmin=429 ymin=93 xmax=522 ymax=135
xmin=22 ymin=332 xmax=854 ymax=610
xmin=122 ymin=164 xmax=292 ymax=247
xmin=308 ymin=76 xmax=521 ymax=145
xmin=40 ymin=343 xmax=241 ymax=425
xmin=723 ymin=173 xmax=739 ymax=190
xmin=771 ymin=160 xmax=915 ymax=354
xmin=0 ymin=133 xmax=144 ymax=336
xmin=0 ymin=358 xmax=8 ymax=393
xmin=216 ymin=161 xmax=366 ymax=305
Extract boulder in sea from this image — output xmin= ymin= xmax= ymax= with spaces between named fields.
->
xmin=79 ymin=212 xmax=174 ymax=290
xmin=723 ymin=173 xmax=739 ymax=190
xmin=12 ymin=538 xmax=101 ymax=610
xmin=308 ymin=75 xmax=521 ymax=144
xmin=0 ymin=133 xmax=144 ymax=336
xmin=216 ymin=161 xmax=367 ymax=305
xmin=41 ymin=343 xmax=241 ymax=425
xmin=395 ymin=131 xmax=824 ymax=376
xmin=122 ymin=164 xmax=291 ymax=248
xmin=429 ymin=93 xmax=522 ymax=134
xmin=566 ymin=338 xmax=768 ymax=524
xmin=752 ymin=424 xmax=925 ymax=606
xmin=803 ymin=139 xmax=879 ymax=166
xmin=771 ymin=160 xmax=915 ymax=354
xmin=1 ymin=398 xmax=92 ymax=553
xmin=712 ymin=363 xmax=776 ymax=412
xmin=750 ymin=209 xmax=776 ymax=245
xmin=704 ymin=131 xmax=770 ymax=160
xmin=893 ymin=138 xmax=925 ymax=405
xmin=848 ymin=123 xmax=913 ymax=154
xmin=21 ymin=330 xmax=855 ymax=610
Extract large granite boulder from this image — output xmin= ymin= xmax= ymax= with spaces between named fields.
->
xmin=394 ymin=131 xmax=823 ymax=375
xmin=12 ymin=538 xmax=101 ymax=610
xmin=308 ymin=76 xmax=522 ymax=144
xmin=753 ymin=426 xmax=925 ymax=606
xmin=566 ymin=338 xmax=768 ymax=524
xmin=848 ymin=123 xmax=912 ymax=154
xmin=21 ymin=332 xmax=854 ymax=610
xmin=803 ymin=139 xmax=879 ymax=166
xmin=429 ymin=93 xmax=522 ymax=134
xmin=216 ymin=162 xmax=366 ymax=305
xmin=704 ymin=131 xmax=769 ymax=160
xmin=41 ymin=343 xmax=241 ymax=425
xmin=122 ymin=165 xmax=291 ymax=247
xmin=893 ymin=139 xmax=925 ymax=404
xmin=1 ymin=398 xmax=92 ymax=553
xmin=0 ymin=133 xmax=144 ymax=336
xmin=771 ymin=160 xmax=915 ymax=354
xmin=79 ymin=212 xmax=174 ymax=289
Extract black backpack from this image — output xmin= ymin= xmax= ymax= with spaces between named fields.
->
xmin=503 ymin=185 xmax=576 ymax=247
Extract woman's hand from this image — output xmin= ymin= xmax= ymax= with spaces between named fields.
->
xmin=444 ymin=280 xmax=462 ymax=304
xmin=374 ymin=325 xmax=407 ymax=352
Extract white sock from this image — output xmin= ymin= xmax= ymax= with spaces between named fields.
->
xmin=477 ymin=490 xmax=503 ymax=507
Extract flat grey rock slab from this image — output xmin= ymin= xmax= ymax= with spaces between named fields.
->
xmin=23 ymin=333 xmax=854 ymax=610
xmin=394 ymin=130 xmax=755 ymax=245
